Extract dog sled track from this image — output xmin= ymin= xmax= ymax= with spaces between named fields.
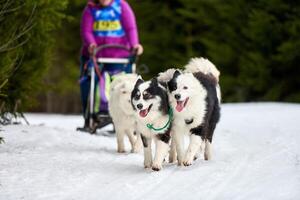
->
xmin=205 ymin=155 xmax=250 ymax=200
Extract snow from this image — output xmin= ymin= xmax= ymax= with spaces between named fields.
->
xmin=1 ymin=103 xmax=300 ymax=200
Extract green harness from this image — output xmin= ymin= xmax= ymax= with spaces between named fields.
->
xmin=146 ymin=107 xmax=173 ymax=132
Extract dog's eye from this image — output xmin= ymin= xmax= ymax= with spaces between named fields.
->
xmin=170 ymin=85 xmax=177 ymax=91
xmin=134 ymin=91 xmax=141 ymax=100
xmin=144 ymin=93 xmax=150 ymax=99
xmin=134 ymin=94 xmax=140 ymax=100
xmin=168 ymin=80 xmax=177 ymax=91
xmin=143 ymin=93 xmax=152 ymax=99
xmin=183 ymin=86 xmax=188 ymax=90
xmin=122 ymin=91 xmax=127 ymax=94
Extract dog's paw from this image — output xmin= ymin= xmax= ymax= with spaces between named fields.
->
xmin=204 ymin=153 xmax=211 ymax=160
xmin=183 ymin=159 xmax=193 ymax=166
xmin=144 ymin=161 xmax=152 ymax=169
xmin=144 ymin=164 xmax=152 ymax=169
xmin=117 ymin=149 xmax=126 ymax=153
xmin=151 ymin=163 xmax=162 ymax=171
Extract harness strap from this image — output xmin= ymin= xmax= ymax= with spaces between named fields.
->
xmin=146 ymin=107 xmax=173 ymax=132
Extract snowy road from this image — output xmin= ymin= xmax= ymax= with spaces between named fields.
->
xmin=0 ymin=103 xmax=300 ymax=200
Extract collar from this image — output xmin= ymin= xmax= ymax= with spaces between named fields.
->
xmin=146 ymin=107 xmax=173 ymax=133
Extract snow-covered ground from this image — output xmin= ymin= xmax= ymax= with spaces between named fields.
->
xmin=0 ymin=103 xmax=300 ymax=200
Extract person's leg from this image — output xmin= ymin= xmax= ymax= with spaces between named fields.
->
xmin=79 ymin=56 xmax=90 ymax=126
xmin=124 ymin=55 xmax=136 ymax=73
xmin=124 ymin=63 xmax=133 ymax=73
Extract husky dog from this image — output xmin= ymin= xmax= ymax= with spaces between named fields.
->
xmin=167 ymin=57 xmax=221 ymax=166
xmin=109 ymin=74 xmax=142 ymax=153
xmin=131 ymin=77 xmax=173 ymax=171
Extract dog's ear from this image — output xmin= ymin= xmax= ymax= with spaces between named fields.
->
xmin=151 ymin=77 xmax=158 ymax=86
xmin=150 ymin=77 xmax=162 ymax=90
xmin=167 ymin=71 xmax=180 ymax=92
xmin=173 ymin=70 xmax=181 ymax=79
xmin=134 ymin=77 xmax=144 ymax=89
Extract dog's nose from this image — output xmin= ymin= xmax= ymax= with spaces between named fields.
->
xmin=137 ymin=103 xmax=143 ymax=110
xmin=174 ymin=94 xmax=181 ymax=100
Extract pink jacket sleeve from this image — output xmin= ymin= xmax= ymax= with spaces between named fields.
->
xmin=121 ymin=1 xmax=139 ymax=47
xmin=81 ymin=6 xmax=96 ymax=46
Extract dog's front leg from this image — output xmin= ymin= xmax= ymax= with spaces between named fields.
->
xmin=174 ymin=131 xmax=184 ymax=166
xmin=116 ymin=127 xmax=126 ymax=153
xmin=126 ymin=130 xmax=139 ymax=153
xmin=183 ymin=134 xmax=202 ymax=166
xmin=204 ymin=139 xmax=212 ymax=160
xmin=169 ymin=138 xmax=177 ymax=163
xmin=194 ymin=141 xmax=205 ymax=161
xmin=152 ymin=138 xmax=169 ymax=171
xmin=141 ymin=134 xmax=152 ymax=168
xmin=132 ymin=132 xmax=143 ymax=153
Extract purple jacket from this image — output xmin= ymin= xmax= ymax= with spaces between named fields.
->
xmin=80 ymin=0 xmax=139 ymax=58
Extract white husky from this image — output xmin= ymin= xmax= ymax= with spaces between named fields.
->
xmin=109 ymin=74 xmax=142 ymax=153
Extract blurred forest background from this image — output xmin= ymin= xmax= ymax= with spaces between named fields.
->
xmin=0 ymin=0 xmax=300 ymax=117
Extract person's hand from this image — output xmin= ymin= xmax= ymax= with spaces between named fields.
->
xmin=88 ymin=43 xmax=97 ymax=55
xmin=133 ymin=44 xmax=143 ymax=55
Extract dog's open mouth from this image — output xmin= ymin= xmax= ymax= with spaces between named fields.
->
xmin=139 ymin=104 xmax=153 ymax=118
xmin=176 ymin=97 xmax=189 ymax=112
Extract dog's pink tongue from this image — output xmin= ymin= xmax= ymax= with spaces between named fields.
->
xmin=176 ymin=101 xmax=185 ymax=112
xmin=139 ymin=109 xmax=148 ymax=118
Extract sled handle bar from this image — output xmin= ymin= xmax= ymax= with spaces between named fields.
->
xmin=92 ymin=44 xmax=137 ymax=57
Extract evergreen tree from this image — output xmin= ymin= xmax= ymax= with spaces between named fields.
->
xmin=0 ymin=0 xmax=68 ymax=122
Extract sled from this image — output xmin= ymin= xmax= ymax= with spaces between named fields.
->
xmin=77 ymin=44 xmax=138 ymax=134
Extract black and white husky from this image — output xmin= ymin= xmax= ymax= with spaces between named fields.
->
xmin=131 ymin=78 xmax=174 ymax=171
xmin=167 ymin=57 xmax=221 ymax=166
